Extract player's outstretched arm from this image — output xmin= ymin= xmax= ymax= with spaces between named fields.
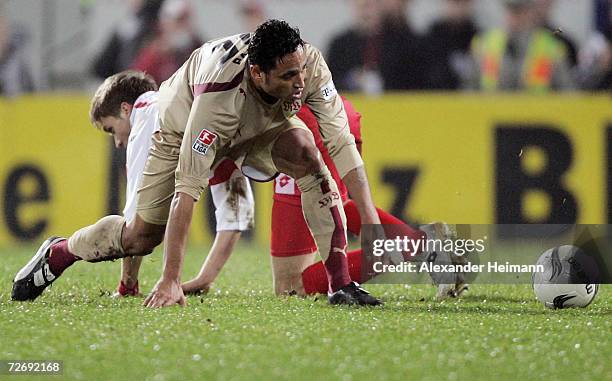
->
xmin=342 ymin=166 xmax=380 ymax=225
xmin=144 ymin=192 xmax=194 ymax=308
xmin=182 ymin=230 xmax=241 ymax=294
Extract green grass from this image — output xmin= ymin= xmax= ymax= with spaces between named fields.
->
xmin=0 ymin=244 xmax=610 ymax=381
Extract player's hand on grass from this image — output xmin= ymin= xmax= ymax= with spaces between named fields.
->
xmin=144 ymin=277 xmax=186 ymax=308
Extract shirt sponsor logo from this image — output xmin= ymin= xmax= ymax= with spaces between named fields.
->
xmin=192 ymin=129 xmax=218 ymax=155
xmin=282 ymin=100 xmax=302 ymax=117
xmin=320 ymin=80 xmax=337 ymax=101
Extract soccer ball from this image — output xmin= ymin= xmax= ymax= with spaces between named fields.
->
xmin=532 ymin=245 xmax=599 ymax=309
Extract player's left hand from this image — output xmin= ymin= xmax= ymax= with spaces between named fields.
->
xmin=144 ymin=277 xmax=186 ymax=308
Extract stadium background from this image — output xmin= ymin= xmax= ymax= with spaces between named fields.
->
xmin=0 ymin=0 xmax=610 ymax=246
xmin=1 ymin=94 xmax=610 ymax=245
xmin=1 ymin=2 xmax=611 ymax=380
xmin=3 ymin=0 xmax=595 ymax=88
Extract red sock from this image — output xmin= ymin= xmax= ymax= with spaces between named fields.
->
xmin=302 ymin=260 xmax=327 ymax=295
xmin=345 ymin=200 xmax=412 ymax=233
xmin=117 ymin=280 xmax=140 ymax=296
xmin=344 ymin=200 xmax=362 ymax=235
xmin=378 ymin=212 xmax=425 ymax=259
xmin=303 ymin=249 xmax=363 ymax=295
xmin=323 ymin=251 xmax=351 ymax=293
xmin=318 ymin=204 xmax=352 ymax=293
xmin=47 ymin=240 xmax=81 ymax=276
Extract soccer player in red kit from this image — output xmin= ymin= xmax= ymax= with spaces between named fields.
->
xmin=270 ymin=97 xmax=465 ymax=297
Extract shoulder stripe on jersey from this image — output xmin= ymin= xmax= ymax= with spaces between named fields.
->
xmin=192 ymin=70 xmax=244 ymax=96
xmin=134 ymin=101 xmax=150 ymax=109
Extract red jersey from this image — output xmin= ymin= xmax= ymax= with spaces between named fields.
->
xmin=273 ymin=97 xmax=362 ymax=206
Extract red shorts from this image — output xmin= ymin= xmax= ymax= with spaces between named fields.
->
xmin=270 ymin=200 xmax=317 ymax=257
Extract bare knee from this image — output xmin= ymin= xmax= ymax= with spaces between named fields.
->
xmin=293 ymin=144 xmax=322 ymax=178
xmin=121 ymin=217 xmax=165 ymax=256
xmin=273 ymin=131 xmax=323 ymax=179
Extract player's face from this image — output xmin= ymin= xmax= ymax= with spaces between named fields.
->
xmin=253 ymin=46 xmax=306 ymax=102
xmin=98 ymin=102 xmax=132 ymax=148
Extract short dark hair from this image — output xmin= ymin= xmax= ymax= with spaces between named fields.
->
xmin=89 ymin=70 xmax=158 ymax=124
xmin=247 ymin=19 xmax=304 ymax=73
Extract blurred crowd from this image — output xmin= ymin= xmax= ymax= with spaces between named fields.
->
xmin=329 ymin=0 xmax=611 ymax=93
xmin=0 ymin=0 xmax=610 ymax=97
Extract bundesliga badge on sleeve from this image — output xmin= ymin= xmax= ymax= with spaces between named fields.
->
xmin=192 ymin=129 xmax=218 ymax=155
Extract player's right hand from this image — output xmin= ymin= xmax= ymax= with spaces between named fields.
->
xmin=144 ymin=277 xmax=186 ymax=308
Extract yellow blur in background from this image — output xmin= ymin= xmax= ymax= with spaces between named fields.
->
xmin=0 ymin=94 xmax=610 ymax=246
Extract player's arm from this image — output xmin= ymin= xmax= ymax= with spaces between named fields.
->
xmin=342 ymin=167 xmax=380 ymax=224
xmin=182 ymin=171 xmax=254 ymax=293
xmin=144 ymin=92 xmax=238 ymax=308
xmin=163 ymin=192 xmax=194 ymax=279
xmin=305 ymin=47 xmax=380 ymax=225
xmin=142 ymin=193 xmax=195 ymax=308
xmin=182 ymin=230 xmax=241 ymax=294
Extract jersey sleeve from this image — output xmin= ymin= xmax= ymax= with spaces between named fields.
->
xmin=341 ymin=96 xmax=363 ymax=155
xmin=303 ymin=46 xmax=363 ymax=179
xmin=173 ymin=36 xmax=248 ymax=200
xmin=175 ymin=90 xmax=240 ymax=200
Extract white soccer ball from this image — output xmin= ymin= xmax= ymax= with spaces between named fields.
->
xmin=532 ymin=245 xmax=599 ymax=309
xmin=533 ymin=282 xmax=599 ymax=308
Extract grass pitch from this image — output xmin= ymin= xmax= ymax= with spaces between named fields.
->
xmin=0 ymin=244 xmax=610 ymax=381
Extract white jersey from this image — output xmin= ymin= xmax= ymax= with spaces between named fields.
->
xmin=123 ymin=91 xmax=254 ymax=231
xmin=123 ymin=91 xmax=160 ymax=222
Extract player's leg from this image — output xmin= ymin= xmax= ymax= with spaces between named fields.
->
xmin=11 ymin=213 xmax=165 ymax=301
xmin=272 ymin=128 xmax=349 ymax=293
xmin=12 ymin=128 xmax=178 ymax=301
xmin=115 ymin=256 xmax=144 ymax=297
xmin=111 ymin=216 xmax=170 ymax=297
xmin=302 ymin=249 xmax=363 ymax=295
xmin=301 ymin=201 xmax=425 ymax=295
xmin=271 ymin=128 xmax=380 ymax=305
xmin=271 ymin=253 xmax=317 ymax=295
xmin=270 ymin=199 xmax=317 ymax=296
xmin=301 ymin=202 xmax=408 ymax=295
xmin=347 ymin=198 xmax=468 ymax=298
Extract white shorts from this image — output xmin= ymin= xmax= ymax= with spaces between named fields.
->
xmin=126 ymin=147 xmax=254 ymax=232
xmin=210 ymin=169 xmax=254 ymax=232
